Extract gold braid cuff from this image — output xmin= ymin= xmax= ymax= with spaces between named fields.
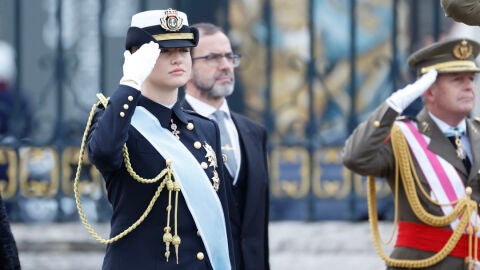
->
xmin=367 ymin=124 xmax=479 ymax=269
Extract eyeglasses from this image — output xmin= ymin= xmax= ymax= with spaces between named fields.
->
xmin=192 ymin=53 xmax=242 ymax=68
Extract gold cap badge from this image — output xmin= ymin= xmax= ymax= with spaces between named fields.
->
xmin=160 ymin=9 xmax=183 ymax=32
xmin=453 ymin=40 xmax=473 ymax=60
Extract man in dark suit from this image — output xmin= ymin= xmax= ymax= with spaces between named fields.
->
xmin=86 ymin=10 xmax=235 ymax=270
xmin=182 ymin=23 xmax=270 ymax=270
xmin=343 ymin=38 xmax=480 ymax=269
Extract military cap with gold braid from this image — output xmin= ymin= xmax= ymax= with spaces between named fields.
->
xmin=125 ymin=9 xmax=199 ymax=50
xmin=408 ymin=38 xmax=480 ymax=76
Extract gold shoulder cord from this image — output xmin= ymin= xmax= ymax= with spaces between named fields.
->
xmin=367 ymin=124 xmax=479 ymax=269
xmin=74 ymin=94 xmax=181 ymax=262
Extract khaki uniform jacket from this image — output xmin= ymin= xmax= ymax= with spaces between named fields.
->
xmin=343 ymin=102 xmax=480 ymax=270
xmin=441 ymin=0 xmax=480 ymax=26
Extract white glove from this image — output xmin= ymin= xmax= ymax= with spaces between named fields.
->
xmin=386 ymin=69 xmax=438 ymax=113
xmin=119 ymin=41 xmax=160 ymax=90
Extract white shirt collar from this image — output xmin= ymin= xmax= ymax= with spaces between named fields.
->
xmin=185 ymin=94 xmax=231 ymax=120
xmin=428 ymin=112 xmax=467 ymax=134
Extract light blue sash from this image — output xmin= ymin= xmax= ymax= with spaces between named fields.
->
xmin=131 ymin=106 xmax=230 ymax=270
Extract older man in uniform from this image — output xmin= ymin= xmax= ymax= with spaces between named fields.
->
xmin=85 ymin=9 xmax=235 ymax=270
xmin=343 ymin=38 xmax=480 ymax=269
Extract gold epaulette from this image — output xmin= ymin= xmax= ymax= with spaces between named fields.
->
xmin=96 ymin=93 xmax=110 ymax=108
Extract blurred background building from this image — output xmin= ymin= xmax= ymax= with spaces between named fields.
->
xmin=0 ymin=0 xmax=475 ymax=224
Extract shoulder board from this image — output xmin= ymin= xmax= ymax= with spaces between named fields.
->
xmin=96 ymin=93 xmax=110 ymax=109
xmin=396 ymin=115 xmax=417 ymax=122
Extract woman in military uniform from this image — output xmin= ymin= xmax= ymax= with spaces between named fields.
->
xmin=86 ymin=9 xmax=234 ymax=270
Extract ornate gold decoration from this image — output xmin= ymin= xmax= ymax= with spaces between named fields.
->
xmin=453 ymin=40 xmax=473 ymax=60
xmin=74 ymin=96 xmax=182 ymax=265
xmin=19 ymin=147 xmax=59 ymax=198
xmin=312 ymin=148 xmax=351 ymax=199
xmin=170 ymin=119 xmax=180 ymax=139
xmin=160 ymin=9 xmax=183 ymax=32
xmin=152 ymin=33 xmax=194 ymax=41
xmin=75 ymin=93 xmax=221 ymax=267
xmin=62 ymin=146 xmax=101 ymax=196
xmin=0 ymin=147 xmax=18 ymax=200
xmin=420 ymin=60 xmax=479 ymax=74
xmin=203 ymin=142 xmax=219 ymax=191
xmin=367 ymin=124 xmax=479 ymax=269
xmin=270 ymin=147 xmax=310 ymax=199
xmin=421 ymin=121 xmax=430 ymax=133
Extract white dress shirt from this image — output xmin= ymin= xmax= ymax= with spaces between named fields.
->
xmin=429 ymin=112 xmax=472 ymax=162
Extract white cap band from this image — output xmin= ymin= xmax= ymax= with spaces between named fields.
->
xmin=130 ymin=10 xmax=189 ymax=28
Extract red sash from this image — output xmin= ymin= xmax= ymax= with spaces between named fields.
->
xmin=396 ymin=221 xmax=479 ymax=259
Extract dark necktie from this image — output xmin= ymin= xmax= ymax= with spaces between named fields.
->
xmin=445 ymin=128 xmax=471 ymax=173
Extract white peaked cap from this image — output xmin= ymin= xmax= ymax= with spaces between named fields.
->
xmin=130 ymin=10 xmax=189 ymax=28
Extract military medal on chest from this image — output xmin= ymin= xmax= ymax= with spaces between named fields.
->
xmin=170 ymin=119 xmax=180 ymax=139
xmin=203 ymin=143 xmax=219 ymax=191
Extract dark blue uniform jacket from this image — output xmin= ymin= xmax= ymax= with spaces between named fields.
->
xmin=87 ymin=85 xmax=235 ymax=270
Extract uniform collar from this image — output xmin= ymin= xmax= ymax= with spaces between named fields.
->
xmin=137 ymin=95 xmax=188 ymax=128
xmin=428 ymin=111 xmax=467 ymax=135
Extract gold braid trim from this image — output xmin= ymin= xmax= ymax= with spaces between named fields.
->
xmin=74 ymin=94 xmax=181 ymax=257
xmin=367 ymin=123 xmax=479 ymax=269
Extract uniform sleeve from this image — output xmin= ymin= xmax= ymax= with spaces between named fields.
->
xmin=342 ymin=102 xmax=399 ymax=177
xmin=87 ymin=85 xmax=142 ymax=172
xmin=441 ymin=0 xmax=480 ymax=26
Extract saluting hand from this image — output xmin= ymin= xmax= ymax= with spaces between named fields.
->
xmin=386 ymin=69 xmax=438 ymax=113
xmin=119 ymin=41 xmax=161 ymax=90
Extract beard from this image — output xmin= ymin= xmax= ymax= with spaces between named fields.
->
xmin=209 ymin=82 xmax=234 ymax=98
xmin=193 ymin=70 xmax=235 ymax=99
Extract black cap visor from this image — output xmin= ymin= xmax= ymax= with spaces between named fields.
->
xmin=125 ymin=26 xmax=198 ymax=50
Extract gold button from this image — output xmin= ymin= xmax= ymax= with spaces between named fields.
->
xmin=128 ymin=95 xmax=134 ymax=101
xmin=201 ymin=162 xmax=208 ymax=169
xmin=187 ymin=122 xmax=194 ymax=130
xmin=194 ymin=141 xmax=202 ymax=149
xmin=222 ymin=154 xmax=227 ymax=163
xmin=196 ymin=252 xmax=204 ymax=260
xmin=196 ymin=230 xmax=201 ymax=236
xmin=373 ymin=121 xmax=380 ymax=128
xmin=123 ymin=104 xmax=129 ymax=110
xmin=120 ymin=112 xmax=125 ymax=117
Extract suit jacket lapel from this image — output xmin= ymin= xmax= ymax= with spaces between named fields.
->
xmin=416 ymin=109 xmax=468 ymax=176
xmin=231 ymin=113 xmax=258 ymax=228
